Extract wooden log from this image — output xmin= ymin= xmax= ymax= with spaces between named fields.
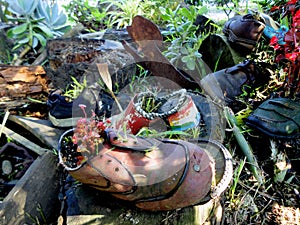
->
xmin=0 ymin=125 xmax=48 ymax=155
xmin=8 ymin=115 xmax=66 ymax=150
xmin=0 ymin=65 xmax=50 ymax=109
xmin=64 ymin=185 xmax=223 ymax=225
xmin=0 ymin=151 xmax=60 ymax=225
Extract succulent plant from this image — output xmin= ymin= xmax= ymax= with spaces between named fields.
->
xmin=35 ymin=1 xmax=71 ymax=38
xmin=5 ymin=0 xmax=70 ymax=54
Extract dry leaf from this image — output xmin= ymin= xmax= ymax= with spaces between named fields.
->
xmin=96 ymin=63 xmax=112 ymax=91
xmin=96 ymin=63 xmax=123 ymax=112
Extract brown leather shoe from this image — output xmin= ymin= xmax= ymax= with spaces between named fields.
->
xmin=58 ymin=128 xmax=233 ymax=211
xmin=223 ymin=13 xmax=265 ymax=51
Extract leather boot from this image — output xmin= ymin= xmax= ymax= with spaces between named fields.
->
xmin=200 ymin=60 xmax=268 ymax=105
xmin=223 ymin=13 xmax=265 ymax=51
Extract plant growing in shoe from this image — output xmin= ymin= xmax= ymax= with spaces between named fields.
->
xmin=59 ymin=104 xmax=111 ymax=169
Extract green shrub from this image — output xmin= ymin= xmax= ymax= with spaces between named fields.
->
xmin=63 ymin=0 xmax=107 ymax=31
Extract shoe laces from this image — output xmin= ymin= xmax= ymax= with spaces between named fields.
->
xmin=134 ymin=89 xmax=188 ymax=120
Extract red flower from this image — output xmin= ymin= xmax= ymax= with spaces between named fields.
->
xmin=294 ymin=9 xmax=300 ymax=21
xmin=270 ymin=6 xmax=280 ymax=11
xmin=72 ymin=135 xmax=78 ymax=144
xmin=287 ymin=0 xmax=297 ymax=5
xmin=97 ymin=121 xmax=106 ymax=131
xmin=270 ymin=36 xmax=281 ymax=50
xmin=286 ymin=52 xmax=300 ymax=61
xmin=270 ymin=36 xmax=278 ymax=45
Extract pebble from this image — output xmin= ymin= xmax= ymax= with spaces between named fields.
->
xmin=2 ymin=160 xmax=13 ymax=175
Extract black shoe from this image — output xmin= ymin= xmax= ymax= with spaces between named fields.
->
xmin=47 ymin=89 xmax=127 ymax=127
xmin=246 ymin=98 xmax=300 ymax=138
xmin=223 ymin=13 xmax=265 ymax=51
xmin=47 ymin=91 xmax=79 ymax=127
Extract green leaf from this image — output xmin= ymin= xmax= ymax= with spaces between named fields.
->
xmin=160 ymin=13 xmax=171 ymax=21
xmin=52 ymin=24 xmax=71 ymax=32
xmin=33 ymin=32 xmax=47 ymax=47
xmin=5 ymin=14 xmax=26 ymax=22
xmin=24 ymin=0 xmax=39 ymax=15
xmin=51 ymin=3 xmax=59 ymax=22
xmin=18 ymin=37 xmax=29 ymax=44
xmin=6 ymin=0 xmax=25 ymax=15
xmin=52 ymin=13 xmax=67 ymax=27
xmin=12 ymin=43 xmax=23 ymax=51
xmin=186 ymin=59 xmax=195 ymax=70
xmin=181 ymin=55 xmax=190 ymax=63
xmin=7 ymin=0 xmax=38 ymax=16
xmin=159 ymin=6 xmax=166 ymax=15
xmin=33 ymin=24 xmax=53 ymax=38
xmin=194 ymin=51 xmax=202 ymax=58
xmin=31 ymin=17 xmax=46 ymax=23
xmin=11 ymin=23 xmax=28 ymax=35
xmin=180 ymin=7 xmax=192 ymax=20
xmin=181 ymin=47 xmax=188 ymax=54
xmin=6 ymin=29 xmax=15 ymax=38
xmin=36 ymin=1 xmax=50 ymax=22
xmin=32 ymin=36 xmax=39 ymax=49
xmin=197 ymin=6 xmax=209 ymax=15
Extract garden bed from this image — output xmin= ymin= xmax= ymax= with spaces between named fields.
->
xmin=0 ymin=0 xmax=299 ymax=224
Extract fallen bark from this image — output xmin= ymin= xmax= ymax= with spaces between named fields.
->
xmin=0 ymin=65 xmax=50 ymax=109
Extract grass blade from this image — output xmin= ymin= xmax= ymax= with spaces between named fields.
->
xmin=224 ymin=106 xmax=264 ymax=185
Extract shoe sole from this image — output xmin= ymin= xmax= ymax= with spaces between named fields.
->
xmin=48 ymin=113 xmax=81 ymax=127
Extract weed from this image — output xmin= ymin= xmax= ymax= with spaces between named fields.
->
xmin=224 ymin=107 xmax=264 ymax=185
xmin=136 ymin=126 xmax=191 ymax=139
xmin=63 ymin=76 xmax=87 ymax=100
xmin=140 ymin=95 xmax=162 ymax=113
xmin=229 ymin=158 xmax=246 ymax=203
xmin=101 ymin=0 xmax=181 ymax=29
xmin=26 ymin=203 xmax=47 ymax=225
xmin=160 ymin=4 xmax=218 ymax=78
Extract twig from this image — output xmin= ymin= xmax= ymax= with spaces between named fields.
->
xmin=13 ymin=45 xmax=31 ymax=65
xmin=0 ymin=109 xmax=10 ymax=137
xmin=237 ymin=180 xmax=276 ymax=200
